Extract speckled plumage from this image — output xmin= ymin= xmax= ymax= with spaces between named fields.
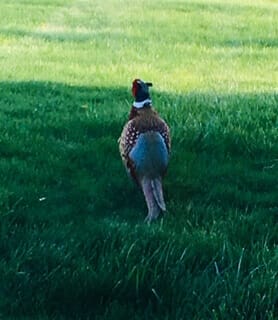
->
xmin=119 ymin=106 xmax=170 ymax=182
xmin=119 ymin=79 xmax=171 ymax=222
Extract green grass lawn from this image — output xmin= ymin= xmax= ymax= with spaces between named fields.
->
xmin=0 ymin=0 xmax=277 ymax=319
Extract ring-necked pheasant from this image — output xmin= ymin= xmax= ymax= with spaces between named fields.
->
xmin=119 ymin=79 xmax=171 ymax=222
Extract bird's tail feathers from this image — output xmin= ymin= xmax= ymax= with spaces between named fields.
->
xmin=151 ymin=178 xmax=166 ymax=211
xmin=141 ymin=177 xmax=166 ymax=222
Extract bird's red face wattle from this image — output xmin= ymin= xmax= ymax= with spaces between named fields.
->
xmin=132 ymin=79 xmax=140 ymax=97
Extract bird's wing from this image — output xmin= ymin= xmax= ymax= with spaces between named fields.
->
xmin=158 ymin=119 xmax=171 ymax=154
xmin=119 ymin=120 xmax=139 ymax=162
xmin=119 ymin=120 xmax=140 ymax=181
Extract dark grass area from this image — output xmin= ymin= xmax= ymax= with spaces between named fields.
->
xmin=0 ymin=81 xmax=277 ymax=319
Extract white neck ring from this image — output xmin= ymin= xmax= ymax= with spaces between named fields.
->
xmin=133 ymin=99 xmax=152 ymax=109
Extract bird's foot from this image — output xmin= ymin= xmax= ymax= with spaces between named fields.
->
xmin=144 ymin=211 xmax=160 ymax=223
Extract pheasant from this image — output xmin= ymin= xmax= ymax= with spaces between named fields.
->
xmin=119 ymin=79 xmax=171 ymax=222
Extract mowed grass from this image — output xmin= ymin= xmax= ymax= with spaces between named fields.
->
xmin=0 ymin=0 xmax=277 ymax=319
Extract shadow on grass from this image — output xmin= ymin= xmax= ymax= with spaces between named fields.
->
xmin=0 ymin=80 xmax=277 ymax=224
xmin=0 ymin=80 xmax=140 ymax=223
xmin=0 ymin=81 xmax=277 ymax=319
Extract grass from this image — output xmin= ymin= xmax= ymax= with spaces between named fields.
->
xmin=0 ymin=0 xmax=277 ymax=319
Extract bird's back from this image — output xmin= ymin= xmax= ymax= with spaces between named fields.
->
xmin=119 ymin=107 xmax=170 ymax=182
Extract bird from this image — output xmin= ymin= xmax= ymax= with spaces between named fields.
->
xmin=119 ymin=79 xmax=171 ymax=222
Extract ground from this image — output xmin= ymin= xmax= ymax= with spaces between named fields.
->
xmin=0 ymin=0 xmax=277 ymax=319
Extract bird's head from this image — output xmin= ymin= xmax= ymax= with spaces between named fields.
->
xmin=132 ymin=79 xmax=153 ymax=108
